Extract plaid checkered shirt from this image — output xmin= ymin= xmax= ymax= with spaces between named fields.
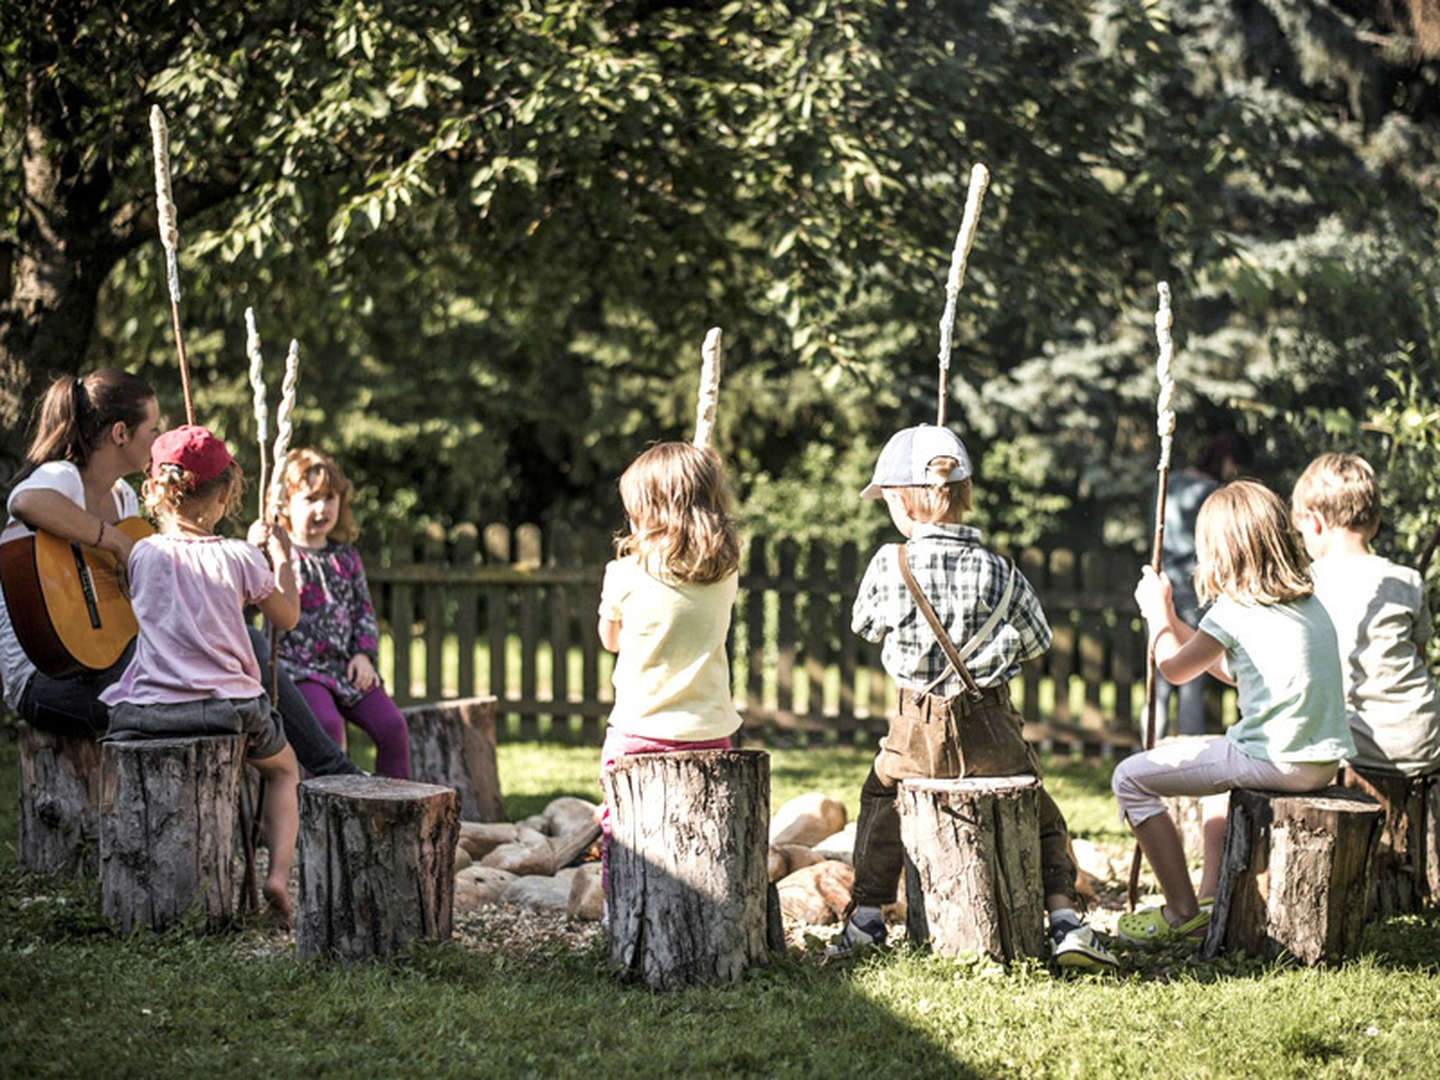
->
xmin=851 ymin=523 xmax=1052 ymax=694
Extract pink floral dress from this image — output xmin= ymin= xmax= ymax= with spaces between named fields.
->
xmin=277 ymin=542 xmax=381 ymax=708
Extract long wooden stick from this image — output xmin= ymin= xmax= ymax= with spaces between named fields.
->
xmin=936 ymin=163 xmax=990 ymax=427
xmin=245 ymin=309 xmax=270 ymax=511
xmin=150 ymin=106 xmax=195 ymax=426
xmin=693 ymin=327 xmax=723 ymax=449
xmin=266 ymin=340 xmax=300 ymax=702
xmin=1128 ymin=281 xmax=1176 ymax=911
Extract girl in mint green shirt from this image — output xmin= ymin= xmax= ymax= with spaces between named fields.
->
xmin=1115 ymin=480 xmax=1353 ymax=944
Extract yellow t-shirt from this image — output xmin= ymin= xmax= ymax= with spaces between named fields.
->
xmin=598 ymin=555 xmax=741 ymax=741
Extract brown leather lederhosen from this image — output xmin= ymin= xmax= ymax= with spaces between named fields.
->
xmin=873 ymin=543 xmax=1039 ymax=785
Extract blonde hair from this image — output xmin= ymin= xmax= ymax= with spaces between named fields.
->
xmin=274 ymin=448 xmax=359 ymax=544
xmin=886 ymin=456 xmax=972 ymax=524
xmin=143 ymin=462 xmax=245 ymax=527
xmin=1194 ymin=480 xmax=1313 ymax=606
xmin=615 ymin=442 xmax=739 ymax=584
xmin=1291 ymin=452 xmax=1381 ymax=536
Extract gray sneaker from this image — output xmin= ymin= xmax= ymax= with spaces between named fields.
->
xmin=825 ymin=912 xmax=888 ymax=959
xmin=1051 ymin=923 xmax=1119 ymax=970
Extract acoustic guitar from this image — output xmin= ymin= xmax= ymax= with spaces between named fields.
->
xmin=0 ymin=517 xmax=155 ymax=678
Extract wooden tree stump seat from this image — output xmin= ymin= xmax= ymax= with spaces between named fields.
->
xmin=1338 ymin=764 xmax=1440 ymax=916
xmin=1164 ymin=792 xmax=1225 ymax=862
xmin=296 ymin=775 xmax=459 ymax=962
xmin=601 ymin=749 xmax=775 ymax=990
xmin=18 ymin=722 xmax=103 ymax=877
xmin=897 ymin=776 xmax=1046 ymax=963
xmin=402 ymin=695 xmax=504 ymax=821
xmin=99 ymin=734 xmax=244 ymax=934
xmin=1201 ymin=786 xmax=1384 ymax=965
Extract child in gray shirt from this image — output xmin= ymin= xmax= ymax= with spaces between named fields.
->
xmin=1291 ymin=453 xmax=1440 ymax=777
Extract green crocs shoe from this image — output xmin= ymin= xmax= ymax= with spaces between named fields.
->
xmin=1115 ymin=905 xmax=1210 ymax=945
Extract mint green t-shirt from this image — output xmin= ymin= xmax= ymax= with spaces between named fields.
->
xmin=1198 ymin=594 xmax=1354 ymax=763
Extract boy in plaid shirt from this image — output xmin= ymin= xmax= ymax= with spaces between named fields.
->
xmin=830 ymin=425 xmax=1116 ymax=969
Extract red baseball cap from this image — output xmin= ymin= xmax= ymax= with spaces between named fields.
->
xmin=149 ymin=425 xmax=235 ymax=485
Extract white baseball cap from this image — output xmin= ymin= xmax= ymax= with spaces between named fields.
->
xmin=860 ymin=424 xmax=973 ymax=499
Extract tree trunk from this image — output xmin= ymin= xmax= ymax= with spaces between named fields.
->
xmin=0 ymin=87 xmax=125 ymax=472
xmin=601 ymin=749 xmax=772 ymax=989
xmin=897 ymin=776 xmax=1046 ymax=963
xmin=1338 ymin=765 xmax=1439 ymax=916
xmin=17 ymin=722 xmax=103 ymax=876
xmin=99 ymin=735 xmax=244 ymax=934
xmin=1202 ymin=786 xmax=1384 ymax=965
xmin=296 ymin=775 xmax=459 ymax=962
xmin=402 ymin=695 xmax=504 ymax=821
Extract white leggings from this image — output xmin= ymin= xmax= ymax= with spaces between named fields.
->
xmin=1112 ymin=735 xmax=1338 ymax=827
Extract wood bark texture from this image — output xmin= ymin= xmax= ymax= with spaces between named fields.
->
xmin=601 ymin=749 xmax=772 ymax=990
xmin=403 ymin=696 xmax=505 ymax=821
xmin=18 ymin=722 xmax=103 ymax=876
xmin=898 ymin=776 xmax=1046 ymax=962
xmin=1164 ymin=792 xmax=1229 ymax=862
xmin=1201 ymin=786 xmax=1384 ymax=965
xmin=99 ymin=735 xmax=243 ymax=933
xmin=296 ymin=775 xmax=459 ymax=961
xmin=1338 ymin=765 xmax=1439 ymax=915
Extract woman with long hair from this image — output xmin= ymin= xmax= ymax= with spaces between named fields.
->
xmin=1 ymin=371 xmax=360 ymax=776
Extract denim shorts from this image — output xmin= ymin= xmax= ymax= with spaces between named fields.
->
xmin=106 ymin=695 xmax=288 ymax=761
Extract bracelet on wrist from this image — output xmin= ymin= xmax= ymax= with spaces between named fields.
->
xmin=95 ymin=519 xmax=106 ymax=547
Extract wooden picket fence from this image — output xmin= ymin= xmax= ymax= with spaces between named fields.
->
xmin=363 ymin=524 xmax=1224 ymax=757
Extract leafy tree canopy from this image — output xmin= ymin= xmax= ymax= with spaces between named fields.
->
xmin=2 ymin=0 xmax=1436 ymax=574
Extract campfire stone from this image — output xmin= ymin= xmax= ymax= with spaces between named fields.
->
xmin=770 ymin=793 xmax=846 ymax=847
xmin=768 ymin=844 xmax=828 ymax=883
xmin=776 ymin=860 xmax=854 ymax=925
xmin=543 ymin=796 xmax=600 ymax=837
xmin=519 ymin=814 xmax=550 ymax=836
xmin=458 ymin=821 xmax=519 ymax=860
xmin=479 ymin=833 xmax=556 ymax=877
xmin=454 ymin=845 xmax=473 ymax=872
xmin=567 ymin=863 xmax=603 ymax=922
xmin=811 ymin=822 xmax=857 ymax=863
xmin=456 ymin=865 xmax=516 ymax=908
xmin=501 ymin=874 xmax=573 ymax=912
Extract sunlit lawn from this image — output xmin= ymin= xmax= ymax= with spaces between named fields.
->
xmin=3 ymin=733 xmax=1438 ymax=1078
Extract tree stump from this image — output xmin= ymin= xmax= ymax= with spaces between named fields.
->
xmin=1338 ymin=765 xmax=1439 ymax=915
xmin=99 ymin=735 xmax=244 ymax=934
xmin=403 ymin=696 xmax=504 ymax=821
xmin=18 ymin=722 xmax=102 ymax=876
xmin=1164 ymin=793 xmax=1225 ymax=862
xmin=601 ymin=749 xmax=772 ymax=989
xmin=296 ymin=775 xmax=459 ymax=962
xmin=897 ymin=776 xmax=1046 ymax=963
xmin=1201 ymin=786 xmax=1384 ymax=965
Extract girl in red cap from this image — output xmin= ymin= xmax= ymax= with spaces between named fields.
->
xmin=102 ymin=425 xmax=303 ymax=925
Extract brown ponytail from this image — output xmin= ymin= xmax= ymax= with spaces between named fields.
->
xmin=11 ymin=370 xmax=156 ymax=485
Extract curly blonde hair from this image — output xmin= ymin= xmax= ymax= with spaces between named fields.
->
xmin=274 ymin=448 xmax=359 ymax=544
xmin=1194 ymin=480 xmax=1312 ymax=607
xmin=615 ymin=442 xmax=739 ymax=584
xmin=143 ymin=462 xmax=245 ymax=527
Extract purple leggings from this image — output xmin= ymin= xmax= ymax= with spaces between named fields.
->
xmin=297 ymin=681 xmax=411 ymax=779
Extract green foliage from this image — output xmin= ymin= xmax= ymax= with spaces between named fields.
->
xmin=3 ymin=737 xmax=1440 ymax=1078
xmin=4 ymin=1 xmax=1438 ymax=593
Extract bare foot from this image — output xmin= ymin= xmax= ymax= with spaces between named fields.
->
xmin=263 ymin=878 xmax=294 ymax=929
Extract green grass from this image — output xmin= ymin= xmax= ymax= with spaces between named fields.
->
xmin=2 ymin=734 xmax=1439 ymax=1078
